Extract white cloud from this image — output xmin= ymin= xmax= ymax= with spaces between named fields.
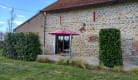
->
xmin=17 ymin=15 xmax=25 ymax=18
xmin=12 ymin=21 xmax=23 ymax=25
xmin=0 ymin=5 xmax=7 ymax=9
xmin=0 ymin=5 xmax=12 ymax=10
xmin=8 ymin=20 xmax=23 ymax=25
xmin=0 ymin=21 xmax=5 ymax=24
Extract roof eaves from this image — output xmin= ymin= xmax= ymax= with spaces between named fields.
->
xmin=43 ymin=0 xmax=118 ymax=12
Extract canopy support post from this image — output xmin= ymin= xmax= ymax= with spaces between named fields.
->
xmin=70 ymin=35 xmax=72 ymax=59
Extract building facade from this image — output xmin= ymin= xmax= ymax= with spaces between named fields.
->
xmin=44 ymin=0 xmax=138 ymax=59
xmin=14 ymin=0 xmax=138 ymax=66
xmin=14 ymin=13 xmax=45 ymax=48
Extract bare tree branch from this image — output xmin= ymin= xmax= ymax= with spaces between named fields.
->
xmin=7 ymin=8 xmax=16 ymax=33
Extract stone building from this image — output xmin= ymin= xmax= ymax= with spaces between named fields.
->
xmin=14 ymin=13 xmax=45 ymax=49
xmin=41 ymin=0 xmax=138 ymax=56
xmin=15 ymin=0 xmax=138 ymax=67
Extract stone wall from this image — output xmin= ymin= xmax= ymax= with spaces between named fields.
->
xmin=45 ymin=1 xmax=138 ymax=59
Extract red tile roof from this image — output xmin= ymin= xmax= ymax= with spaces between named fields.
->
xmin=42 ymin=0 xmax=117 ymax=12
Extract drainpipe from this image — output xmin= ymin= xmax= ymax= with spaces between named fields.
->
xmin=43 ymin=11 xmax=47 ymax=55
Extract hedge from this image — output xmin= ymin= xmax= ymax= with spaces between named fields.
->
xmin=3 ymin=32 xmax=41 ymax=61
xmin=0 ymin=41 xmax=3 ymax=48
xmin=99 ymin=28 xmax=123 ymax=67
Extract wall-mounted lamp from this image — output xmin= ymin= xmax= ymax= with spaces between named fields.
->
xmin=79 ymin=23 xmax=86 ymax=33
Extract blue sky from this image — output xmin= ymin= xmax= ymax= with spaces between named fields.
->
xmin=0 ymin=0 xmax=57 ymax=32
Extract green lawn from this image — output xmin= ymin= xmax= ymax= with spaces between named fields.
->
xmin=0 ymin=49 xmax=138 ymax=80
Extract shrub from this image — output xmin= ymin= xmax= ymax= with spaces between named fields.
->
xmin=57 ymin=59 xmax=66 ymax=65
xmin=95 ymin=65 xmax=106 ymax=70
xmin=85 ymin=64 xmax=95 ymax=70
xmin=3 ymin=33 xmax=18 ymax=59
xmin=99 ymin=28 xmax=123 ymax=67
xmin=71 ymin=59 xmax=88 ymax=69
xmin=0 ymin=48 xmax=3 ymax=56
xmin=64 ymin=59 xmax=72 ymax=65
xmin=36 ymin=57 xmax=50 ymax=63
xmin=113 ymin=66 xmax=123 ymax=72
xmin=0 ymin=41 xmax=3 ymax=48
xmin=56 ymin=58 xmax=88 ymax=69
xmin=130 ymin=68 xmax=138 ymax=75
xmin=3 ymin=32 xmax=41 ymax=61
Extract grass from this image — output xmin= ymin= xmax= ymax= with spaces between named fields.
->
xmin=130 ymin=68 xmax=138 ymax=75
xmin=0 ymin=49 xmax=138 ymax=80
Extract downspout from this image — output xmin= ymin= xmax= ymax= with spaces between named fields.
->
xmin=42 ymin=11 xmax=47 ymax=55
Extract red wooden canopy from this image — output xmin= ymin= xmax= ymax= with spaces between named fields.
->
xmin=49 ymin=30 xmax=80 ymax=35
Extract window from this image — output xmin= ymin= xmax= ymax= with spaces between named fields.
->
xmin=56 ymin=35 xmax=70 ymax=54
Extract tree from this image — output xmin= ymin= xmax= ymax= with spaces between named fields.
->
xmin=7 ymin=8 xmax=16 ymax=33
